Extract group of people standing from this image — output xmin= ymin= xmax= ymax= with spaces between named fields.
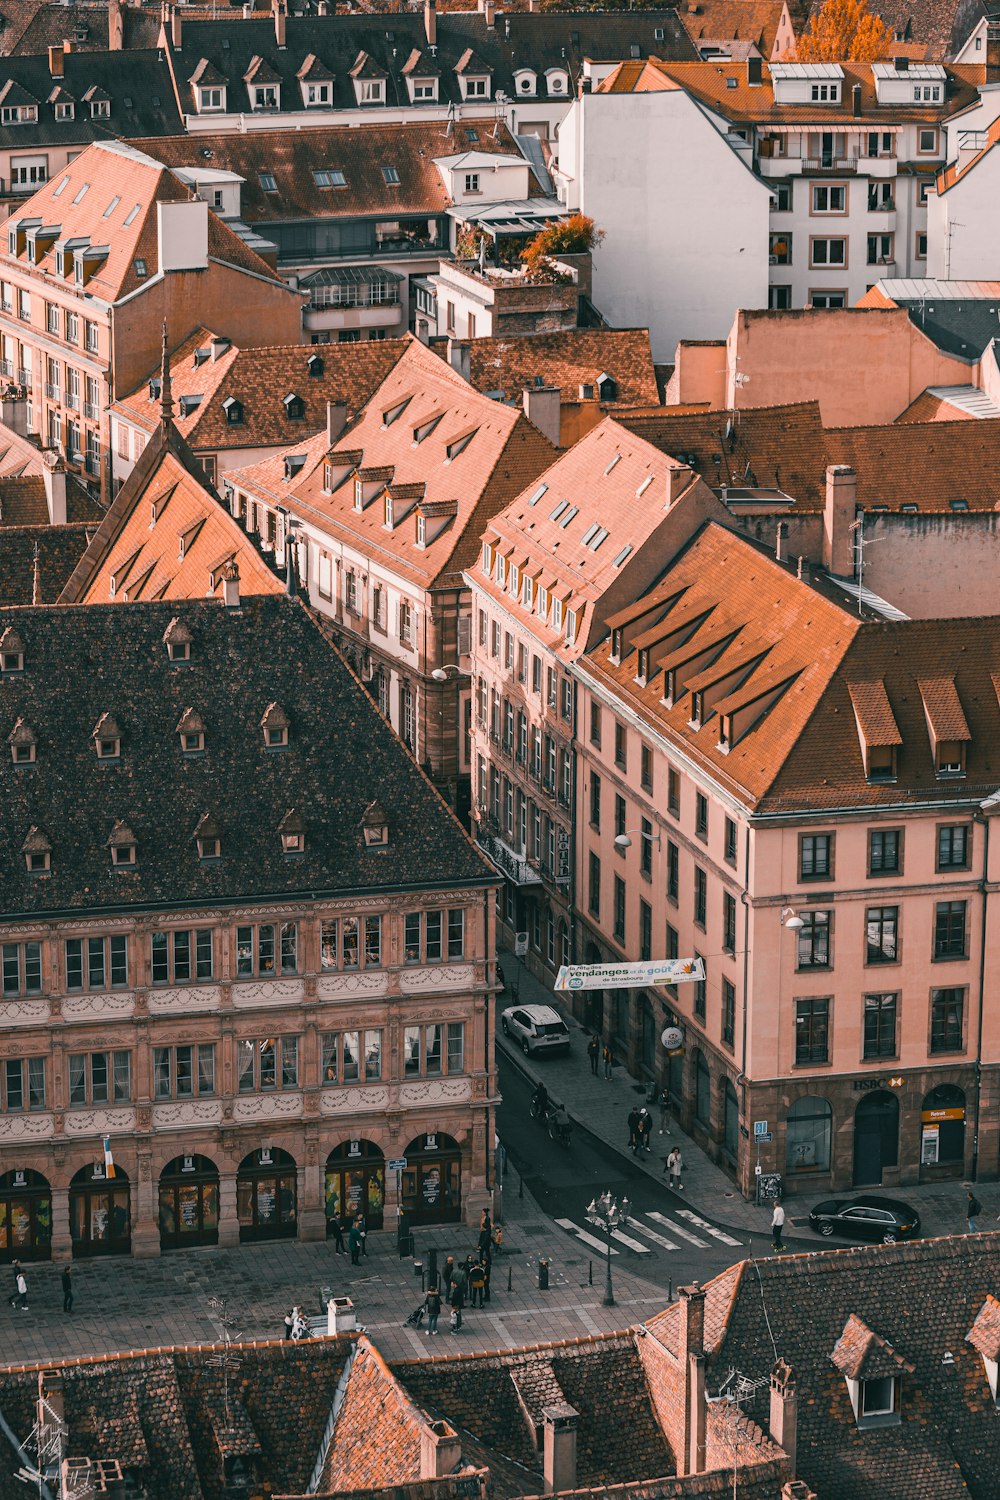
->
xmin=422 ymin=1212 xmax=495 ymax=1335
xmin=587 ymin=1035 xmax=615 ymax=1081
xmin=327 ymin=1212 xmax=369 ymax=1265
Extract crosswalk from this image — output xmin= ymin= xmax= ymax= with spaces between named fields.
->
xmin=555 ymin=1205 xmax=745 ymax=1259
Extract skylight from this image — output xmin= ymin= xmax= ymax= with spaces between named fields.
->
xmin=123 ymin=203 xmax=141 ymax=226
xmin=558 ymin=506 xmax=578 ymax=528
xmin=581 ymin=523 xmax=599 ymax=546
xmin=259 ymin=172 xmax=278 ymax=193
xmin=103 ymin=195 xmax=120 ymax=218
xmin=53 ymin=175 xmax=70 ymax=198
xmin=586 ymin=527 xmax=609 ymax=551
xmin=636 ymin=474 xmax=653 ymax=497
xmin=549 ymin=499 xmax=568 ymax=521
xmin=381 ymin=165 xmax=401 ymax=185
xmin=72 ymin=182 xmax=89 ymax=204
xmin=527 ymin=482 xmax=548 ymax=506
xmin=314 ymin=168 xmax=347 ymax=188
xmin=603 ymin=454 xmax=620 ymax=475
xmin=613 ymin=543 xmax=632 ymax=568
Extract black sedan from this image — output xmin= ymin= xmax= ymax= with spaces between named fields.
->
xmin=808 ymin=1195 xmax=921 ymax=1245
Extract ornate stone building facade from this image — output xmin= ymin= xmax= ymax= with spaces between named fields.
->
xmin=0 ymin=591 xmax=495 ymax=1261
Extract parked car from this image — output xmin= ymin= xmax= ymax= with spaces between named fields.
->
xmin=808 ymin=1195 xmax=921 ymax=1245
xmin=500 ymin=1004 xmax=570 ymax=1057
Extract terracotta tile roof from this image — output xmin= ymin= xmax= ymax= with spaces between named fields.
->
xmin=0 ymin=522 xmax=95 ymax=605
xmin=917 ymin=673 xmax=971 ymax=741
xmin=825 ymin=418 xmax=1000 ymax=511
xmin=478 ymin=417 xmax=711 ymax=662
xmin=967 ymin=1295 xmax=1000 ymax=1362
xmin=831 ymin=1313 xmax=916 ymax=1380
xmin=114 ymin=329 xmax=407 ymax=452
xmin=847 ymin=679 xmax=902 ymax=746
xmin=227 ymin=338 xmax=555 ymax=592
xmin=131 ymin=118 xmax=529 ymax=226
xmin=457 ymin=328 xmax=660 ymax=408
xmin=893 ymin=389 xmax=977 ymax=422
xmin=806 ymin=0 xmax=987 ymax=58
xmin=5 ymin=140 xmax=285 ymax=304
xmin=679 ymin=0 xmax=790 ymax=56
xmin=614 ymin=56 xmax=983 ymax=123
xmin=60 ymin=420 xmax=285 ymax=606
xmin=319 ymin=1339 xmax=424 ymax=1493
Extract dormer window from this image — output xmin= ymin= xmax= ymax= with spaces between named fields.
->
xmin=636 ymin=648 xmax=648 ymax=685
xmin=545 ymin=68 xmax=568 ymax=95
xmin=832 ymin=1313 xmax=910 ymax=1430
xmin=464 ymin=76 xmax=489 ymax=98
xmin=514 ymin=69 xmax=536 ymax=95
xmin=523 ymin=576 xmax=534 ymax=609
xmin=92 ymin=713 xmax=121 ymax=761
xmin=200 ymin=88 xmax=224 ymax=111
xmin=223 ymin=397 xmax=243 ymax=426
xmin=354 ymin=478 xmax=363 ymax=510
xmin=362 ymin=799 xmax=389 ymax=848
xmin=261 ymin=702 xmax=290 ymax=750
xmin=8 ymin=718 xmax=36 ymax=764
xmin=90 ymin=98 xmax=110 ymax=119
xmin=307 ymin=353 xmax=324 ymax=377
xmin=360 ymin=81 xmax=384 ymax=103
xmin=384 ymin=494 xmax=394 ymax=529
xmin=164 ymin=618 xmax=192 ymax=663
xmin=284 ymin=392 xmax=305 ymax=421
xmin=176 ymin=707 xmax=206 ymax=756
xmin=193 ymin=812 xmax=222 ymax=861
xmin=0 ymin=627 xmax=25 ymax=673
xmin=610 ymin=628 xmax=622 ymax=664
xmin=54 ymin=101 xmax=74 ymax=121
xmin=22 ymin=826 xmax=50 ymax=876
xmin=278 ymin=807 xmax=306 ymax=855
xmin=253 ymin=86 xmax=279 ymax=109
xmin=109 ymin=820 xmax=137 ymax=868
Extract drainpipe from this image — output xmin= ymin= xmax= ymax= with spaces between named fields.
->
xmin=972 ymin=810 xmax=990 ymax=1181
xmin=738 ymin=823 xmax=752 ymax=1197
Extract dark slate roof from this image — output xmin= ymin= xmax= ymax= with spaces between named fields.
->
xmin=167 ymin=10 xmax=696 ymax=117
xmin=0 ymin=522 xmax=96 ymax=604
xmin=896 ymin=296 xmax=1000 ymax=359
xmin=0 ymin=47 xmax=182 ymax=149
xmin=0 ymin=593 xmax=491 ymax=918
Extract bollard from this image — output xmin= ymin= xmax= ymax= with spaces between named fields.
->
xmin=414 ymin=1259 xmax=424 ymax=1281
xmin=507 ymin=1263 xmax=512 ymax=1292
xmin=538 ymin=1258 xmax=549 ymax=1291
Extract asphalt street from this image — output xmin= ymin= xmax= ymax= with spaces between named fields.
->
xmin=496 ymin=1054 xmax=777 ymax=1288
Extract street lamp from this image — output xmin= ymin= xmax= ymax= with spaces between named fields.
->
xmin=781 ymin=907 xmax=804 ymax=930
xmin=431 ymin=663 xmax=465 ymax=681
xmin=586 ymin=1190 xmax=631 ymax=1306
xmin=614 ymin=829 xmax=662 ymax=850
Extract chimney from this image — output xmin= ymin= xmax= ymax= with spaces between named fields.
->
xmin=273 ymin=0 xmax=286 ymax=49
xmin=480 ymin=0 xmax=495 ymax=26
xmin=62 ymin=39 xmax=75 ymax=54
xmin=796 ymin=555 xmax=808 ymax=581
xmin=894 ymin=54 xmax=909 ymax=70
xmin=170 ymin=4 xmax=182 ymax=48
xmin=823 ymin=464 xmax=856 ymax=577
xmin=223 ymin=562 xmax=241 ymax=610
xmin=852 ymin=82 xmax=862 ymax=116
xmin=48 ymin=43 xmax=64 ymax=76
xmin=781 ymin=1484 xmax=817 ymax=1500
xmin=769 ymin=1358 xmax=798 ymax=1471
xmin=747 ymin=54 xmax=762 ymax=85
xmin=775 ymin=519 xmax=788 ymax=563
xmin=420 ymin=1419 xmax=462 ymax=1480
xmin=43 ymin=457 xmax=67 ymax=525
xmin=326 ymin=401 xmax=347 ymax=446
xmin=157 ymin=199 xmax=209 ymax=272
xmin=678 ymin=1284 xmax=706 ymax=1478
xmin=579 ymin=75 xmax=592 ymax=96
xmin=424 ymin=0 xmax=437 ymax=48
xmin=987 ymin=21 xmax=1000 ymax=82
xmin=542 ymin=1403 xmax=578 ymax=1495
xmin=108 ymin=0 xmax=123 ymax=50
xmin=528 ymin=0 xmax=538 ymax=10
xmin=448 ymin=337 xmax=471 ymax=383
xmin=522 ymin=385 xmax=561 ymax=447
xmin=667 ymin=462 xmax=692 ymax=506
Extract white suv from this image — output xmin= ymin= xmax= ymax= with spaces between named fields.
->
xmin=500 ymin=1004 xmax=571 ymax=1057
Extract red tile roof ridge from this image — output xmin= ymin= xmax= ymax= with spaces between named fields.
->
xmin=0 ymin=1332 xmax=360 ymax=1376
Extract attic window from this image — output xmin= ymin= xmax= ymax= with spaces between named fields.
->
xmin=412 ymin=411 xmax=444 ymax=443
xmin=261 ymin=702 xmax=290 ymax=749
xmin=109 ymin=822 xmax=137 ymax=868
xmin=527 ymin=482 xmax=548 ymax=507
xmin=55 ymin=101 xmax=74 ymax=120
xmin=123 ymin=203 xmax=141 ymax=226
xmin=630 ymin=43 xmax=641 ymax=57
xmin=164 ymin=618 xmax=192 ymax=663
xmin=603 ymin=454 xmax=621 ymax=475
xmin=93 ymin=714 xmax=121 ymax=760
xmin=197 ymin=833 xmax=220 ymax=860
xmin=362 ymin=799 xmax=389 ymax=847
xmin=382 ymin=395 xmax=411 ymax=426
xmin=610 ymin=628 xmax=622 ymax=663
xmin=259 ymin=172 xmax=278 ymax=193
xmin=193 ymin=813 xmax=221 ymax=861
xmin=613 ymin=544 xmax=632 ymax=567
xmin=176 ymin=708 xmax=206 ymax=755
xmin=8 ymin=719 xmax=36 ymax=765
xmin=447 ymin=428 xmax=478 ymax=461
xmin=22 ymin=828 xmax=51 ymax=876
xmin=550 ymin=499 xmax=568 ymax=522
xmin=0 ymin=628 xmax=25 ymax=673
xmin=726 ymin=76 xmax=738 ymax=88
xmin=91 ymin=100 xmax=109 ymax=118
xmin=134 ymin=258 xmax=147 ymax=279
xmin=381 ymin=165 xmax=401 ymax=185
xmin=279 ymin=808 xmax=306 ymax=854
xmin=384 ymin=494 xmax=394 ymax=529
xmin=313 ymin=168 xmax=347 ymax=188
xmin=636 ymin=475 xmax=653 ymax=498
xmin=950 ymin=498 xmax=969 ymax=511
xmin=558 ymin=506 xmax=579 ymax=528
xmin=103 ymin=195 xmax=120 ymax=218
xmin=223 ymin=397 xmax=244 ymax=425
xmin=307 ymin=353 xmax=324 ymax=376
xmin=72 ymin=182 xmax=89 ymax=204
xmin=867 ymin=745 xmax=897 ymax=782
xmin=52 ymin=174 xmax=70 ymax=197
xmin=284 ymin=453 xmax=306 ymax=481
xmin=284 ymin=392 xmax=305 ymax=421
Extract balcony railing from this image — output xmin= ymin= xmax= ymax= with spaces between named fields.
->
xmin=17 ymin=368 xmax=31 ymax=386
xmin=477 ymin=827 xmax=542 ymax=887
xmin=0 ymin=359 xmax=12 ymax=378
xmin=868 ymin=200 xmax=896 ymax=212
xmin=65 ymin=391 xmax=80 ymax=409
xmin=44 ymin=382 xmax=59 ymax=400
xmin=802 ymin=156 xmax=858 ymax=173
xmin=83 ymin=401 xmax=98 ymax=420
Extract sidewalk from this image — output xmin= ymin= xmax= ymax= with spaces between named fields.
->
xmin=497 ymin=947 xmax=1000 ymax=1244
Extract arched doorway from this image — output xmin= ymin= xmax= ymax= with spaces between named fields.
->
xmin=159 ymin=1155 xmax=220 ymax=1251
xmin=853 ymin=1091 xmax=899 ymax=1187
xmin=236 ymin=1148 xmax=297 ymax=1242
xmin=786 ymin=1096 xmax=833 ymax=1175
xmin=401 ymin=1133 xmax=462 ymax=1225
xmin=69 ymin=1163 xmax=131 ymax=1258
xmin=325 ymin=1141 xmax=385 ymax=1233
xmin=0 ymin=1169 xmax=51 ymax=1262
xmin=695 ymin=1050 xmax=711 ymax=1127
xmin=920 ymin=1084 xmax=966 ymax=1177
xmin=722 ymin=1078 xmax=739 ymax=1159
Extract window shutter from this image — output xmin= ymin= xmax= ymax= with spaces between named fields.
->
xmin=457 ymin=616 xmax=472 ymax=656
xmin=394 ymin=600 xmax=400 ymax=637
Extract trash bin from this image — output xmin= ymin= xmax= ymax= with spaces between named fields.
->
xmin=538 ymin=1258 xmax=549 ymax=1291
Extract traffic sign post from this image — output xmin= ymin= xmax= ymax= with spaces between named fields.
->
xmin=753 ymin=1122 xmax=770 ymax=1203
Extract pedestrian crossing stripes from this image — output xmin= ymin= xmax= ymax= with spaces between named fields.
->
xmin=555 ymin=1206 xmax=744 ymax=1257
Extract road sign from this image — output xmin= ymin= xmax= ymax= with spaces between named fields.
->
xmin=753 ymin=1120 xmax=769 ymax=1138
xmin=661 ymin=1026 xmax=683 ymax=1050
xmin=514 ymin=932 xmax=529 ymax=958
xmin=756 ymin=1132 xmax=772 ymax=1144
xmin=388 ymin=1157 xmax=407 ymax=1172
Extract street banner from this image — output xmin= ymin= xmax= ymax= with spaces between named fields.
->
xmin=554 ymin=957 xmax=705 ymax=992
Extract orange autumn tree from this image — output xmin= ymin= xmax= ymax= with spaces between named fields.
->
xmin=521 ymin=214 xmax=604 ymax=275
xmin=797 ymin=0 xmax=892 ymax=60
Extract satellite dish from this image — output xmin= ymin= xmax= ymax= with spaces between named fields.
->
xmin=661 ymin=1026 xmax=683 ymax=1050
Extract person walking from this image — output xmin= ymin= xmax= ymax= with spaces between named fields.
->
xmin=588 ymin=1035 xmax=600 ymax=1076
xmin=655 ymin=1086 xmax=671 ymax=1135
xmin=450 ymin=1278 xmax=465 ymax=1332
xmin=603 ymin=1045 xmax=614 ymax=1081
xmin=348 ymin=1219 xmax=362 ymax=1265
xmin=771 ymin=1200 xmax=785 ymax=1253
xmin=13 ymin=1267 xmax=27 ymax=1311
xmin=283 ymin=1309 xmax=294 ymax=1341
xmin=664 ymin=1145 xmax=683 ymax=1191
xmin=61 ymin=1266 xmax=73 ymax=1315
xmin=627 ymin=1106 xmax=641 ymax=1153
xmin=968 ymin=1190 xmax=983 ymax=1233
xmin=638 ymin=1108 xmax=653 ymax=1154
xmin=442 ymin=1255 xmax=455 ymax=1301
xmin=329 ymin=1214 xmax=346 ymax=1254
xmin=8 ymin=1260 xmax=21 ymax=1307
xmin=482 ymin=1251 xmax=492 ymax=1304
xmin=469 ymin=1256 xmax=486 ymax=1308
xmin=424 ymin=1285 xmax=441 ymax=1336
xmin=355 ymin=1214 xmax=367 ymax=1256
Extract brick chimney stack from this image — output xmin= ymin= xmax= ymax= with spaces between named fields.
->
xmin=542 ymin=1403 xmax=579 ymax=1494
xmin=420 ymin=1419 xmax=462 ymax=1480
xmin=769 ymin=1357 xmax=798 ymax=1471
xmin=823 ymin=464 xmax=857 ymax=578
xmin=678 ymin=1283 xmax=707 ymax=1477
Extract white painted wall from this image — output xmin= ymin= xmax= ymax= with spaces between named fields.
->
xmin=556 ymin=90 xmax=771 ymax=362
xmin=928 ymin=147 xmax=1000 ymax=281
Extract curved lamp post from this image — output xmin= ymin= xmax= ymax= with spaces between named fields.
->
xmin=586 ymin=1190 xmax=631 ymax=1307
